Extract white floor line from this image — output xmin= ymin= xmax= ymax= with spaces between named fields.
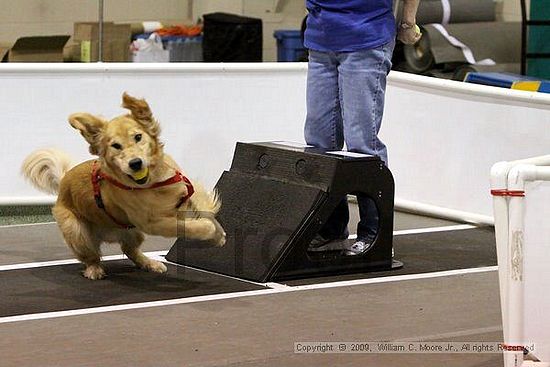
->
xmin=345 ymin=224 xmax=477 ymax=240
xmin=291 ymin=266 xmax=498 ymax=291
xmin=264 ymin=282 xmax=293 ymax=289
xmin=393 ymin=224 xmax=478 ymax=236
xmin=0 ymin=221 xmax=56 ymax=229
xmin=0 ymin=288 xmax=284 ymax=324
xmin=0 ymin=251 xmax=168 ymax=271
xmin=150 ymin=254 xmax=274 ymax=289
xmin=0 ymin=265 xmax=497 ymax=325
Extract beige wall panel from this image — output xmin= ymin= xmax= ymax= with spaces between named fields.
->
xmin=192 ymin=1 xmax=243 ymax=18
xmin=252 ymin=0 xmax=305 ymax=62
xmin=0 ymin=22 xmax=76 ymax=44
xmin=104 ymin=0 xmax=190 ymax=22
xmin=0 ymin=0 xmax=190 ymax=44
xmin=0 ymin=0 xmax=96 ymax=23
xmin=263 ymin=17 xmax=304 ymax=61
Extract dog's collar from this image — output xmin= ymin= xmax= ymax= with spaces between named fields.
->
xmin=91 ymin=160 xmax=194 ymax=229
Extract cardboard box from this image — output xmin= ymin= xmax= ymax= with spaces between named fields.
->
xmin=0 ymin=44 xmax=10 ymax=62
xmin=1 ymin=35 xmax=70 ymax=62
xmin=63 ymin=42 xmax=80 ymax=62
xmin=74 ymin=22 xmax=131 ymax=62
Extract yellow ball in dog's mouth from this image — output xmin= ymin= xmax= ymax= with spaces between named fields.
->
xmin=131 ymin=167 xmax=149 ymax=182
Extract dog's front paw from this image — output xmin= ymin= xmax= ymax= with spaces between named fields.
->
xmin=210 ymin=219 xmax=226 ymax=247
xmin=83 ymin=264 xmax=105 ymax=280
xmin=213 ymin=229 xmax=226 ymax=247
xmin=144 ymin=259 xmax=168 ymax=274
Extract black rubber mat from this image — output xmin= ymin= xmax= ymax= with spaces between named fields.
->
xmin=287 ymin=227 xmax=496 ymax=285
xmin=0 ymin=260 xmax=265 ymax=318
xmin=0 ymin=227 xmax=495 ymax=317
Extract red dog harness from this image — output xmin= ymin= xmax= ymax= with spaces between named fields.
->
xmin=91 ymin=161 xmax=194 ymax=229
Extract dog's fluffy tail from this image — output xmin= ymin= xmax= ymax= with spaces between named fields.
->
xmin=21 ymin=148 xmax=74 ymax=195
xmin=189 ymin=183 xmax=222 ymax=215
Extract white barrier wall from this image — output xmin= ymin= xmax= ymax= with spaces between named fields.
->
xmin=1 ymin=64 xmax=550 ymax=219
xmin=383 ymin=73 xmax=550 ymax=219
xmin=0 ymin=64 xmax=307 ymax=204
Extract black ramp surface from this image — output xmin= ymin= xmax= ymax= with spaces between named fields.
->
xmin=288 ymin=227 xmax=496 ymax=285
xmin=0 ymin=261 xmax=265 ymax=318
xmin=169 ymin=142 xmax=396 ymax=282
xmin=168 ymin=170 xmax=326 ymax=281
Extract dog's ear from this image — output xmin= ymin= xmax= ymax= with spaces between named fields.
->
xmin=68 ymin=113 xmax=105 ymax=155
xmin=121 ymin=92 xmax=161 ymax=137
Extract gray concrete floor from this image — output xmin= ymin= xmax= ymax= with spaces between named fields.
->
xmin=0 ymin=208 xmax=503 ymax=367
xmin=0 ymin=272 xmax=502 ymax=367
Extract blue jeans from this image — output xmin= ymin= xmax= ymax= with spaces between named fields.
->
xmin=304 ymin=40 xmax=394 ymax=241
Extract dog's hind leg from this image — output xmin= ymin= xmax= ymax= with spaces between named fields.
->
xmin=119 ymin=230 xmax=167 ymax=274
xmin=52 ymin=204 xmax=104 ymax=280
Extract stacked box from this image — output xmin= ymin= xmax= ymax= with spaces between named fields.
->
xmin=0 ymin=36 xmax=69 ymax=62
xmin=74 ymin=22 xmax=131 ymax=62
xmin=202 ymin=13 xmax=262 ymax=62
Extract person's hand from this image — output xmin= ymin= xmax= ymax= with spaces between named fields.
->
xmin=397 ymin=23 xmax=422 ymax=45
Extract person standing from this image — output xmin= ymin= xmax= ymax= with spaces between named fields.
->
xmin=304 ymin=0 xmax=421 ymax=255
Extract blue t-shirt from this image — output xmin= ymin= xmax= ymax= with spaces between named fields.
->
xmin=304 ymin=0 xmax=396 ymax=52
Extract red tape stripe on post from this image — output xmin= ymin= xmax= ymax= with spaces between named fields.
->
xmin=491 ymin=189 xmax=525 ymax=197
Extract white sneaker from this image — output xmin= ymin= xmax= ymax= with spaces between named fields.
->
xmin=344 ymin=240 xmax=374 ymax=256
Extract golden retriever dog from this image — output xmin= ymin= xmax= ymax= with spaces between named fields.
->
xmin=22 ymin=93 xmax=226 ymax=280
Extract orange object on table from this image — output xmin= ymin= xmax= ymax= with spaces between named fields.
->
xmin=156 ymin=25 xmax=202 ymax=37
